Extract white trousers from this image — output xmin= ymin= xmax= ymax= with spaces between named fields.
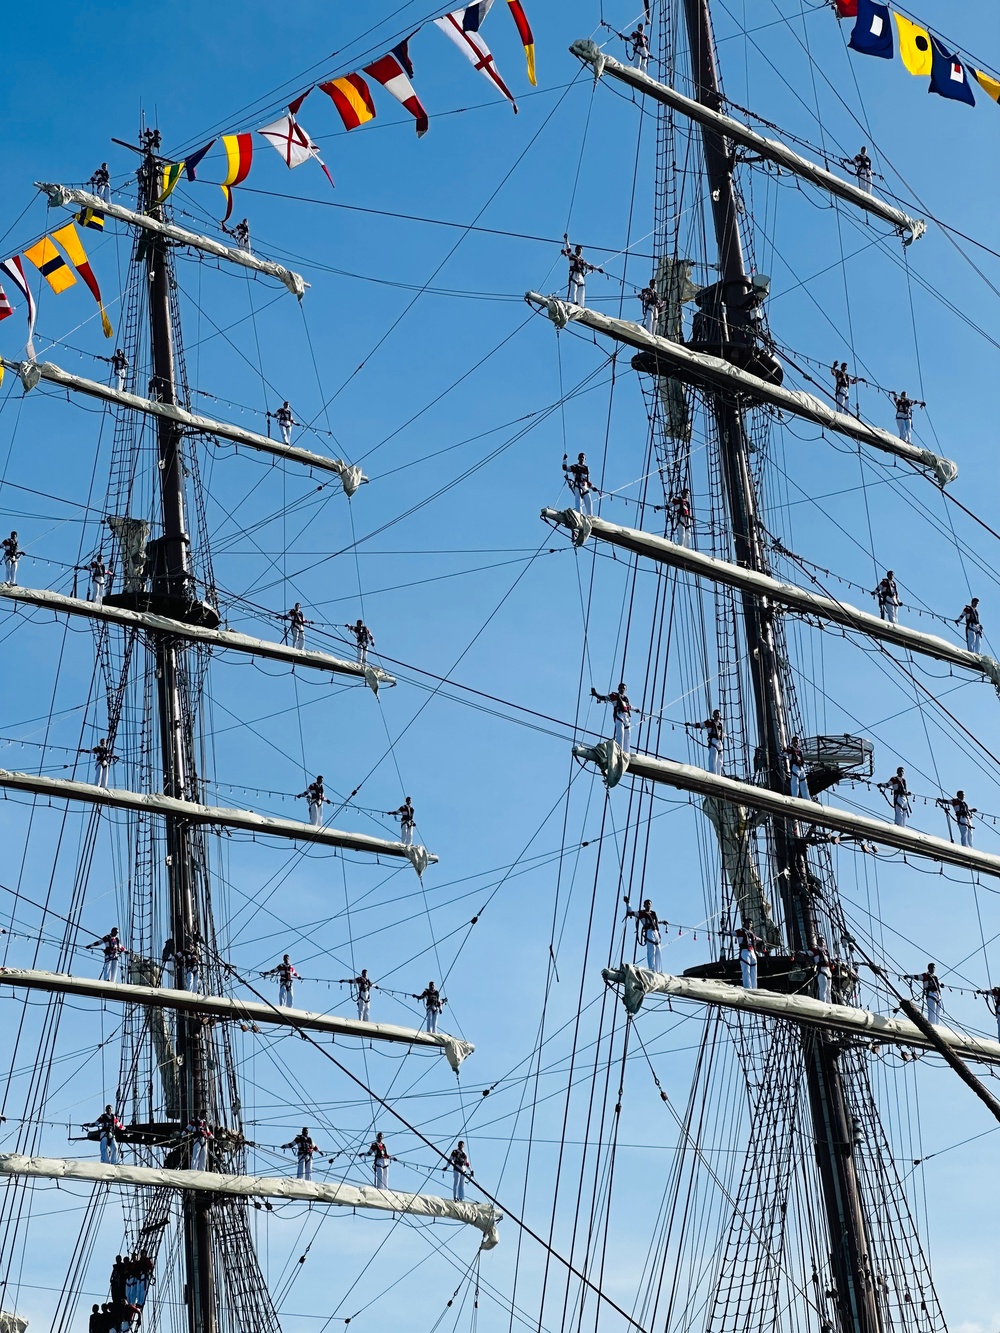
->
xmin=4 ymin=557 xmax=18 ymax=584
xmin=357 ymin=995 xmax=370 ymax=1022
xmin=572 ymin=485 xmax=593 ymax=516
xmin=116 ymin=372 xmax=126 ymax=393
xmin=452 ymin=1168 xmax=466 ymax=1201
xmin=308 ymin=800 xmax=323 ymax=827
xmin=858 ymin=169 xmax=872 ymax=194
xmin=635 ymin=54 xmax=648 ymax=73
xmin=966 ymin=626 xmax=983 ymax=653
xmin=185 ymin=967 xmax=199 ymax=992
xmin=91 ymin=577 xmax=105 ymax=606
xmin=708 ymin=738 xmax=723 ymax=775
xmin=191 ymin=1141 xmax=208 ymax=1172
xmin=740 ymin=948 xmax=757 ymax=989
xmin=816 ymin=968 xmax=832 ymax=1004
xmin=926 ymin=991 xmax=941 ymax=1026
xmin=569 ymin=276 xmax=585 ymax=306
xmin=613 ymin=717 xmax=630 ymax=751
xmin=675 ymin=520 xmax=690 ymax=548
xmin=96 ymin=761 xmax=111 ymax=788
xmin=959 ymin=820 xmax=973 ymax=847
xmin=374 ymin=1158 xmax=388 ymax=1189
xmin=426 ymin=1005 xmax=439 ymax=1034
xmin=280 ymin=423 xmax=291 ymax=445
xmin=880 ymin=600 xmax=899 ymax=624
xmin=356 ymin=642 xmax=368 ymax=665
xmin=101 ymin=955 xmax=120 ymax=983
xmin=100 ymin=1134 xmax=119 ymax=1165
xmin=645 ymin=934 xmax=662 ymax=972
xmin=401 ymin=821 xmax=414 ymax=847
xmin=896 ymin=414 xmax=912 ymax=443
xmin=279 ymin=983 xmax=293 ymax=1007
xmin=297 ymin=1155 xmax=312 ymax=1180
xmin=789 ymin=765 xmax=808 ymax=800
xmin=642 ymin=305 xmax=656 ymax=333
xmin=292 ymin=627 xmax=305 ymax=650
xmin=835 ymin=387 xmax=849 ymax=411
xmin=894 ymin=799 xmax=910 ymax=827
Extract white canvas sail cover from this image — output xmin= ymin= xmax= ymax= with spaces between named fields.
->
xmin=0 ymin=1314 xmax=28 ymax=1333
xmin=0 ymin=1154 xmax=502 ymax=1249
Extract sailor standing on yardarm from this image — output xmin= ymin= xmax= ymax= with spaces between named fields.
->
xmin=905 ymin=963 xmax=942 ymax=1026
xmin=891 ymin=390 xmax=924 ymax=443
xmin=88 ymin=553 xmax=110 ymax=606
xmin=639 ymin=277 xmax=661 ymax=333
xmin=445 ymin=1140 xmax=472 ymax=1201
xmin=413 ymin=981 xmax=444 ymax=1034
xmin=340 ymin=968 xmax=376 ymax=1022
xmin=298 ymin=775 xmax=331 ymax=827
xmin=626 ymin=898 xmax=663 ymax=972
xmin=364 ymin=1131 xmax=392 ymax=1189
xmin=807 ymin=936 xmax=834 ymax=1004
xmin=563 ymin=452 xmax=594 ymax=516
xmin=688 ymin=709 xmax=724 ymax=775
xmin=281 ymin=1127 xmax=322 ymax=1180
xmin=286 ymin=602 xmax=310 ymax=650
xmin=852 ymin=146 xmax=873 ymax=193
xmin=878 ymin=766 xmax=911 ymax=828
xmin=388 ymin=796 xmax=415 ymax=847
xmin=831 ymin=361 xmax=855 ymax=412
xmin=2 ymin=531 xmax=21 ymax=585
xmin=274 ymin=400 xmax=295 ymax=445
xmin=82 ymin=1104 xmax=122 ymax=1164
xmin=85 ymin=925 xmax=128 ymax=983
xmin=561 ymin=237 xmax=597 ymax=307
xmin=956 ymin=598 xmax=983 ymax=654
xmin=186 ymin=1114 xmax=213 ymax=1171
xmin=782 ymin=735 xmax=809 ymax=800
xmin=591 ymin=683 xmax=632 ymax=752
xmin=111 ymin=349 xmax=128 ymax=393
xmin=345 ymin=618 xmax=375 ymax=666
xmin=872 ymin=570 xmax=900 ymax=625
xmin=938 ymin=790 xmax=975 ymax=848
xmin=262 ymin=954 xmax=301 ymax=1007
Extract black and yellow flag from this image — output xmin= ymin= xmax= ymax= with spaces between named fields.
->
xmin=893 ymin=13 xmax=932 ymax=75
xmin=23 ymin=236 xmax=76 ymax=294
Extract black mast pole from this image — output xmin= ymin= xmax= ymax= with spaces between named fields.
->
xmin=677 ymin=10 xmax=882 ymax=1333
xmin=139 ymin=130 xmax=217 ymax=1333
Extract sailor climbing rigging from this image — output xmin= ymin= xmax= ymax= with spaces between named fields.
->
xmin=286 ymin=602 xmax=310 ymax=650
xmin=592 ymin=683 xmax=632 ymax=752
xmin=281 ymin=1128 xmax=322 ymax=1180
xmin=298 ymin=775 xmax=331 ymax=827
xmin=956 ymin=598 xmax=983 ymax=654
xmin=413 ymin=981 xmax=444 ymax=1034
xmin=364 ymin=1131 xmax=393 ymax=1189
xmin=186 ymin=1115 xmax=213 ymax=1172
xmin=782 ymin=735 xmax=809 ymax=799
xmin=937 ymin=790 xmax=975 ymax=847
xmin=561 ymin=237 xmax=598 ymax=306
xmin=891 ymin=391 xmax=924 ymax=443
xmin=563 ymin=452 xmax=594 ymax=516
xmin=872 ymin=570 xmax=900 ymax=624
xmin=626 ymin=898 xmax=663 ymax=971
xmin=388 ymin=796 xmax=415 ymax=847
xmin=263 ymin=954 xmax=301 ymax=1007
xmin=82 ymin=1104 xmax=123 ymax=1164
xmin=346 ymin=618 xmax=375 ymax=665
xmin=2 ymin=531 xmax=22 ymax=585
xmin=85 ymin=926 xmax=128 ymax=983
xmin=688 ymin=709 xmax=725 ymax=775
xmin=906 ymin=963 xmax=942 ymax=1026
xmin=878 ymin=766 xmax=911 ymax=827
xmin=340 ymin=968 xmax=376 ymax=1022
xmin=445 ymin=1140 xmax=472 ymax=1201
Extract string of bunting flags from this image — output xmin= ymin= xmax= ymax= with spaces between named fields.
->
xmin=835 ymin=0 xmax=1000 ymax=108
xmin=0 ymin=0 xmax=535 ymax=358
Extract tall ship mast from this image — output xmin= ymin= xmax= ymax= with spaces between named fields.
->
xmin=1 ymin=3 xmax=999 ymax=1331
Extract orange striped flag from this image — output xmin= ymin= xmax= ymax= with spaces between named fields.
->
xmin=319 ymin=73 xmax=376 ymax=130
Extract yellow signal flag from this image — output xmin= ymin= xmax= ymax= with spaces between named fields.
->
xmin=23 ymin=236 xmax=77 ymax=294
xmin=974 ymin=68 xmax=1000 ymax=102
xmin=893 ymin=13 xmax=932 ymax=76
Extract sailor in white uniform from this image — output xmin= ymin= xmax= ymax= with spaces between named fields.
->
xmin=852 ymin=146 xmax=873 ymax=194
xmin=808 ymin=937 xmax=833 ymax=1004
xmin=298 ymin=776 xmax=330 ymax=827
xmin=287 ymin=602 xmax=309 ymax=650
xmin=891 ymin=391 xmax=923 ymax=443
xmin=906 ymin=963 xmax=942 ymax=1026
xmin=346 ymin=618 xmax=374 ymax=665
xmin=413 ymin=981 xmax=443 ymax=1034
xmin=446 ymin=1141 xmax=472 ymax=1201
xmin=89 ymin=738 xmax=118 ymax=788
xmin=592 ymin=683 xmax=632 ymax=752
xmin=783 ymin=735 xmax=809 ymax=800
xmin=388 ymin=797 xmax=415 ymax=846
xmin=83 ymin=1105 xmax=122 ymax=1164
xmin=89 ymin=554 xmax=109 ymax=605
xmin=627 ymin=899 xmax=663 ymax=971
xmin=561 ymin=238 xmax=597 ymax=306
xmin=274 ymin=400 xmax=295 ymax=445
xmin=111 ymin=349 xmax=128 ymax=393
xmin=689 ymin=710 xmax=724 ymax=775
xmin=872 ymin=571 xmax=900 ymax=625
xmin=282 ymin=1127 xmax=321 ymax=1181
xmin=956 ymin=599 xmax=983 ymax=654
xmin=365 ymin=1131 xmax=392 ymax=1189
xmin=2 ymin=531 xmax=21 ymax=585
xmin=340 ymin=969 xmax=375 ymax=1022
xmin=263 ymin=955 xmax=300 ymax=1007
xmin=639 ymin=278 xmax=661 ymax=333
xmin=879 ymin=767 xmax=911 ymax=827
xmin=628 ymin=23 xmax=650 ymax=72
xmin=734 ymin=922 xmax=762 ymax=990
xmin=86 ymin=926 xmax=127 ymax=983
xmin=186 ymin=1115 xmax=213 ymax=1172
xmin=939 ymin=790 xmax=975 ymax=847
xmin=563 ymin=452 xmax=594 ymax=516
xmin=831 ymin=361 xmax=854 ymax=412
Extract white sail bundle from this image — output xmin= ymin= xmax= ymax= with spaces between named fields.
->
xmin=0 ymin=585 xmax=395 ymax=689
xmin=568 ymin=41 xmax=926 ymax=244
xmin=525 ymin=295 xmax=957 ymax=485
xmin=542 ymin=510 xmax=1000 ymax=686
xmin=0 ymin=1154 xmax=502 ymax=1249
xmin=36 ymin=182 xmax=309 ymax=297
xmin=602 ymin=965 xmax=1000 ymax=1068
xmin=8 ymin=359 xmax=366 ymax=494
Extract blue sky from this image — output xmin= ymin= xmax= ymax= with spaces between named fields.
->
xmin=1 ymin=1 xmax=1000 ymax=1331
